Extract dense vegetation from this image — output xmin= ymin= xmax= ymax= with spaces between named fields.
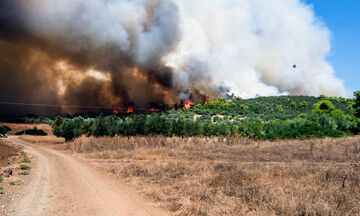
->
xmin=51 ymin=94 xmax=360 ymax=141
xmin=15 ymin=127 xmax=48 ymax=136
xmin=354 ymin=91 xmax=360 ymax=118
xmin=0 ymin=126 xmax=11 ymax=135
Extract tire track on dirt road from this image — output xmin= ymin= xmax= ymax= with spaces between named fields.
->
xmin=5 ymin=136 xmax=165 ymax=216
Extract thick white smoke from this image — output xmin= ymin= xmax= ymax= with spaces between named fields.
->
xmin=168 ymin=0 xmax=346 ymax=97
xmin=21 ymin=0 xmax=346 ymax=99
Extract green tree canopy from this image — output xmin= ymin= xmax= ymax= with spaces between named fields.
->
xmin=313 ymin=100 xmax=335 ymax=113
xmin=354 ymin=91 xmax=360 ymax=118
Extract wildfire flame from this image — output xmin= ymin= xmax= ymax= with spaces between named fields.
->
xmin=127 ymin=106 xmax=134 ymax=113
xmin=183 ymin=100 xmax=192 ymax=110
xmin=113 ymin=110 xmax=119 ymax=114
xmin=151 ymin=108 xmax=159 ymax=112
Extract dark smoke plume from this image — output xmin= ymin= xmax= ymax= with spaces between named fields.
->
xmin=0 ymin=0 xmax=346 ymax=115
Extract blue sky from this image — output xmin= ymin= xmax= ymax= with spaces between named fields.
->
xmin=304 ymin=0 xmax=360 ymax=94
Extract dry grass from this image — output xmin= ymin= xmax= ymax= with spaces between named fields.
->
xmin=61 ymin=136 xmax=360 ymax=216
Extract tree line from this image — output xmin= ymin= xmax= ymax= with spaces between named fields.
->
xmin=52 ymin=93 xmax=360 ymax=141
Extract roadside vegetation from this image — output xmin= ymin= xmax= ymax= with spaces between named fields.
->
xmin=20 ymin=164 xmax=31 ymax=170
xmin=0 ymin=125 xmax=11 ymax=136
xmin=20 ymin=151 xmax=31 ymax=163
xmin=15 ymin=127 xmax=48 ymax=136
xmin=51 ymin=93 xmax=360 ymax=141
xmin=19 ymin=172 xmax=30 ymax=176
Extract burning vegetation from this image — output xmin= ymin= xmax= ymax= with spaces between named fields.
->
xmin=0 ymin=0 xmax=348 ymax=116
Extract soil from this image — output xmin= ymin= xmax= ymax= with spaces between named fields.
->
xmin=0 ymin=141 xmax=18 ymax=166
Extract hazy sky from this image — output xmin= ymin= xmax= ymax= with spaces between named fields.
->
xmin=304 ymin=0 xmax=360 ymax=94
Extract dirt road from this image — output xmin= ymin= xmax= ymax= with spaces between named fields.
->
xmin=4 ymin=136 xmax=165 ymax=216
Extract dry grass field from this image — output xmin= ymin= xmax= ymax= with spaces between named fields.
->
xmin=59 ymin=136 xmax=360 ymax=216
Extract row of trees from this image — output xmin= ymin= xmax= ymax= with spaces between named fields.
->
xmin=52 ymin=111 xmax=359 ymax=141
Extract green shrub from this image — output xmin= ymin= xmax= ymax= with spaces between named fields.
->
xmin=238 ymin=120 xmax=263 ymax=139
xmin=19 ymin=172 xmax=30 ymax=175
xmin=0 ymin=126 xmax=7 ymax=135
xmin=21 ymin=156 xmax=31 ymax=163
xmin=330 ymin=109 xmax=345 ymax=118
xmin=313 ymin=100 xmax=335 ymax=113
xmin=15 ymin=127 xmax=47 ymax=136
xmin=240 ymin=104 xmax=249 ymax=111
xmin=1 ymin=126 xmax=11 ymax=132
xmin=20 ymin=165 xmax=31 ymax=170
xmin=276 ymin=105 xmax=285 ymax=112
xmin=21 ymin=153 xmax=31 ymax=163
xmin=299 ymin=101 xmax=308 ymax=109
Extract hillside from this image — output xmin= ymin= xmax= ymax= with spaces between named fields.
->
xmin=191 ymin=95 xmax=354 ymax=120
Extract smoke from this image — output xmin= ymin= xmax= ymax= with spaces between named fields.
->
xmin=0 ymin=0 xmax=347 ymax=114
xmin=169 ymin=0 xmax=346 ymax=98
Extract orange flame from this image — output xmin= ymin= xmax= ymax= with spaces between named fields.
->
xmin=113 ymin=110 xmax=119 ymax=114
xmin=127 ymin=106 xmax=134 ymax=113
xmin=183 ymin=100 xmax=192 ymax=110
xmin=151 ymin=108 xmax=159 ymax=112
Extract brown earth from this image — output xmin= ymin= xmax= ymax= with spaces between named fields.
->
xmin=0 ymin=140 xmax=19 ymax=166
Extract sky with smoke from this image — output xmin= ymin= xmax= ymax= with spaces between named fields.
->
xmin=0 ymin=0 xmax=348 ymax=114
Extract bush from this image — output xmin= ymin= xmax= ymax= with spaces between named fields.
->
xmin=299 ymin=101 xmax=308 ymax=109
xmin=15 ymin=127 xmax=47 ymax=136
xmin=313 ymin=100 xmax=335 ymax=113
xmin=330 ymin=109 xmax=345 ymax=118
xmin=20 ymin=165 xmax=31 ymax=170
xmin=1 ymin=126 xmax=11 ymax=132
xmin=19 ymin=172 xmax=30 ymax=175
xmin=0 ymin=126 xmax=7 ymax=135
xmin=238 ymin=120 xmax=263 ymax=139
xmin=276 ymin=105 xmax=284 ymax=112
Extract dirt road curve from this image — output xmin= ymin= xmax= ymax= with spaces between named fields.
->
xmin=5 ymin=136 xmax=165 ymax=216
